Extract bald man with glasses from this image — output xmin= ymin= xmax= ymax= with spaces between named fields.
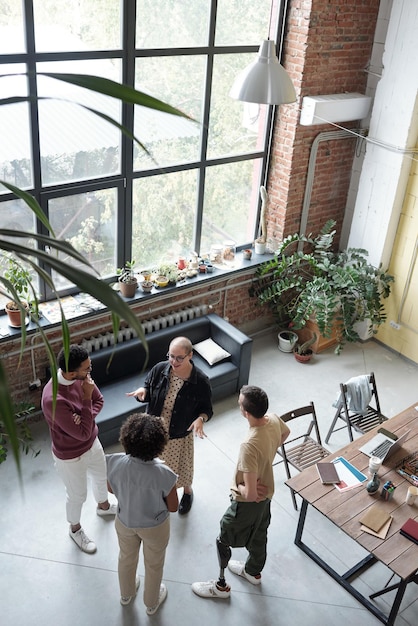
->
xmin=128 ymin=337 xmax=213 ymax=515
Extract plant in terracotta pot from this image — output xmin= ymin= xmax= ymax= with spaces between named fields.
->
xmin=293 ymin=333 xmax=317 ymax=363
xmin=1 ymin=255 xmax=34 ymax=327
xmin=140 ymin=280 xmax=154 ymax=293
xmin=252 ymin=220 xmax=394 ymax=354
xmin=117 ymin=260 xmax=138 ymax=297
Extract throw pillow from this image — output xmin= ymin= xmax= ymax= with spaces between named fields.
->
xmin=193 ymin=338 xmax=231 ymax=366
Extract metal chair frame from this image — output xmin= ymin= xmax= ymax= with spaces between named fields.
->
xmin=325 ymin=372 xmax=387 ymax=444
xmin=275 ymin=402 xmax=330 ymax=510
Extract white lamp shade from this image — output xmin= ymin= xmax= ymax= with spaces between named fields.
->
xmin=230 ymin=40 xmax=296 ymax=105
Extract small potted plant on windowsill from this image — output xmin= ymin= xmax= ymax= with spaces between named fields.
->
xmin=1 ymin=255 xmax=34 ymax=327
xmin=254 ymin=186 xmax=268 ymax=255
xmin=117 ymin=260 xmax=138 ymax=298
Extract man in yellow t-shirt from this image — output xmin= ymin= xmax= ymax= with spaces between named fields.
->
xmin=192 ymin=385 xmax=290 ymax=599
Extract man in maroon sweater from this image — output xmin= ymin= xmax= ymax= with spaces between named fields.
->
xmin=42 ymin=344 xmax=116 ymax=554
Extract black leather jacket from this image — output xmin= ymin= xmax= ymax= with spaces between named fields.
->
xmin=143 ymin=360 xmax=213 ymax=439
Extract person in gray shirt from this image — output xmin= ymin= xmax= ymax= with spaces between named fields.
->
xmin=106 ymin=413 xmax=178 ymax=615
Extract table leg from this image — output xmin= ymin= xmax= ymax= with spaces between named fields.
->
xmin=293 ymin=497 xmax=403 ymax=625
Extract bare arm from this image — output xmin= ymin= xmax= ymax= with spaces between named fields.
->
xmin=164 ymin=485 xmax=179 ymax=512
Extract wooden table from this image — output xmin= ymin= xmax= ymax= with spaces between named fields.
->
xmin=287 ymin=403 xmax=418 ymax=625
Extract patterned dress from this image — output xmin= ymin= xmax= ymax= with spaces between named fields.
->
xmin=160 ymin=371 xmax=193 ymax=489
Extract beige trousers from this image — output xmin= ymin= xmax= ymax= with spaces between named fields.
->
xmin=115 ymin=515 xmax=170 ymax=608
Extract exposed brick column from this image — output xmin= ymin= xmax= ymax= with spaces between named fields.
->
xmin=266 ymin=0 xmax=379 ymax=246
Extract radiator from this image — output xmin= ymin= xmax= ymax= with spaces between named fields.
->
xmin=81 ymin=305 xmax=208 ymax=352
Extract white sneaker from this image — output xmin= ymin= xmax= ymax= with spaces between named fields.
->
xmin=191 ymin=580 xmax=231 ymax=599
xmin=96 ymin=503 xmax=118 ymax=517
xmin=228 ymin=560 xmax=261 ymax=585
xmin=69 ymin=527 xmax=96 ymax=554
xmin=146 ymin=583 xmax=167 ymax=615
xmin=120 ymin=577 xmax=140 ymax=606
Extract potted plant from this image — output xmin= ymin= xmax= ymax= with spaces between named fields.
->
xmin=254 ymin=186 xmax=268 ymax=254
xmin=278 ymin=329 xmax=298 ymax=353
xmin=117 ymin=260 xmax=138 ymax=297
xmin=1 ymin=255 xmax=34 ymax=327
xmin=293 ymin=333 xmax=317 ymax=363
xmin=156 ymin=264 xmax=179 ymax=286
xmin=252 ymin=220 xmax=394 ymax=354
xmin=0 ymin=402 xmax=40 ymax=465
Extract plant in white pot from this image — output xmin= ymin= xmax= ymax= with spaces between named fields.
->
xmin=254 ymin=186 xmax=268 ymax=254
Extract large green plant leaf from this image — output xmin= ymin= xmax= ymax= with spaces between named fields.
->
xmin=0 ymin=72 xmax=191 ymax=473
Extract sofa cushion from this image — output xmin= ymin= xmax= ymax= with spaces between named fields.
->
xmin=193 ymin=338 xmax=231 ymax=365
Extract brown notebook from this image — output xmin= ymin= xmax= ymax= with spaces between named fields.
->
xmin=359 ymin=504 xmax=391 ymax=533
xmin=316 ymin=462 xmax=340 ymax=484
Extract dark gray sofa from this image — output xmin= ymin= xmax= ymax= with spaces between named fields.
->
xmin=89 ymin=314 xmax=252 ymax=446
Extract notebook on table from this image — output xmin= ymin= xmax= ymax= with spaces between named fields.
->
xmin=359 ymin=428 xmax=410 ymax=461
xmin=316 ymin=462 xmax=340 ymax=484
xmin=400 ymin=518 xmax=418 ymax=545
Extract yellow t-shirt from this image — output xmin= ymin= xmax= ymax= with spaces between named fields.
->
xmin=231 ymin=413 xmax=290 ymax=502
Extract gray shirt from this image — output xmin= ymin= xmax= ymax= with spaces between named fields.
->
xmin=106 ymin=453 xmax=177 ymax=528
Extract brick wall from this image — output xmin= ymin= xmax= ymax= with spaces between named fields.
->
xmin=1 ymin=269 xmax=273 ymax=410
xmin=267 ymin=0 xmax=379 ymax=244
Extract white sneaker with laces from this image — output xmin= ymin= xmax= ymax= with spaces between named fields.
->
xmin=227 ymin=560 xmax=261 ymax=585
xmin=120 ymin=577 xmax=140 ymax=606
xmin=146 ymin=583 xmax=167 ymax=615
xmin=69 ymin=527 xmax=97 ymax=554
xmin=191 ymin=580 xmax=231 ymax=599
xmin=96 ymin=503 xmax=118 ymax=517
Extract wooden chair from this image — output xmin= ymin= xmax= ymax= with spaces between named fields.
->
xmin=274 ymin=402 xmax=330 ymax=510
xmin=325 ymin=372 xmax=387 ymax=444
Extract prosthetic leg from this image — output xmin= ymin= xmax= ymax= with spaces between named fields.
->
xmin=216 ymin=536 xmax=231 ymax=588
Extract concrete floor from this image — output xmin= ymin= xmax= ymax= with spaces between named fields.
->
xmin=1 ymin=330 xmax=418 ymax=625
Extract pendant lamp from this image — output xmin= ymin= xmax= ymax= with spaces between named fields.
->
xmin=229 ymin=39 xmax=296 ymax=105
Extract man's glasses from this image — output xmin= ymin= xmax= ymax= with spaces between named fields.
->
xmin=166 ymin=352 xmax=190 ymax=363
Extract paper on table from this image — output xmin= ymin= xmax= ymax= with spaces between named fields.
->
xmin=332 ymin=457 xmax=367 ymax=492
xmin=361 ymin=516 xmax=393 ymax=539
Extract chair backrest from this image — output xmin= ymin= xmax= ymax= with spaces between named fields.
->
xmin=340 ymin=371 xmax=381 ymax=414
xmin=280 ymin=402 xmax=323 ymax=448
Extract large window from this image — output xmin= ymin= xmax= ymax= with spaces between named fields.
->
xmin=0 ymin=0 xmax=279 ymax=298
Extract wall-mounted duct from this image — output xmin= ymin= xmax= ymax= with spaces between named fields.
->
xmin=300 ymin=93 xmax=371 ymax=126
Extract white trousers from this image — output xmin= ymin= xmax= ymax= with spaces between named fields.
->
xmin=53 ymin=437 xmax=108 ymax=525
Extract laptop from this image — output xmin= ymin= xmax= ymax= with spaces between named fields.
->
xmin=359 ymin=428 xmax=410 ymax=461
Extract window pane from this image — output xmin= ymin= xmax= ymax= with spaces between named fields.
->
xmin=208 ymin=54 xmax=269 ymax=159
xmin=201 ymin=159 xmax=262 ymax=253
xmin=136 ymin=0 xmax=210 ymax=48
xmin=37 ymin=60 xmax=121 ymax=185
xmin=132 ymin=171 xmax=197 ymax=268
xmin=215 ymin=0 xmax=272 ymax=45
xmin=0 ymin=1 xmax=25 ymax=53
xmin=0 ymin=65 xmax=33 ymax=190
xmin=49 ymin=188 xmax=117 ymax=290
xmin=134 ymin=56 xmax=203 ymax=170
xmin=33 ymin=0 xmax=122 ymax=52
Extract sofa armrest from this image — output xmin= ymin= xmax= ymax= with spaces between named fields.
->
xmin=207 ymin=313 xmax=252 ymax=389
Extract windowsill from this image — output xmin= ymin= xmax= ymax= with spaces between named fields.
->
xmin=0 ymin=251 xmax=274 ymax=341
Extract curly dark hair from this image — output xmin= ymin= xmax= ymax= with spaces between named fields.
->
xmin=119 ymin=413 xmax=168 ymax=461
xmin=239 ymin=385 xmax=269 ymax=418
xmin=57 ymin=344 xmax=89 ymax=372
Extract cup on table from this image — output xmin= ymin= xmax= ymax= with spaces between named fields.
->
xmin=369 ymin=456 xmax=382 ymax=475
xmin=406 ymin=485 xmax=418 ymax=505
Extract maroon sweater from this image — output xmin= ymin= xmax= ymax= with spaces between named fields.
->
xmin=41 ymin=374 xmax=104 ymax=460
